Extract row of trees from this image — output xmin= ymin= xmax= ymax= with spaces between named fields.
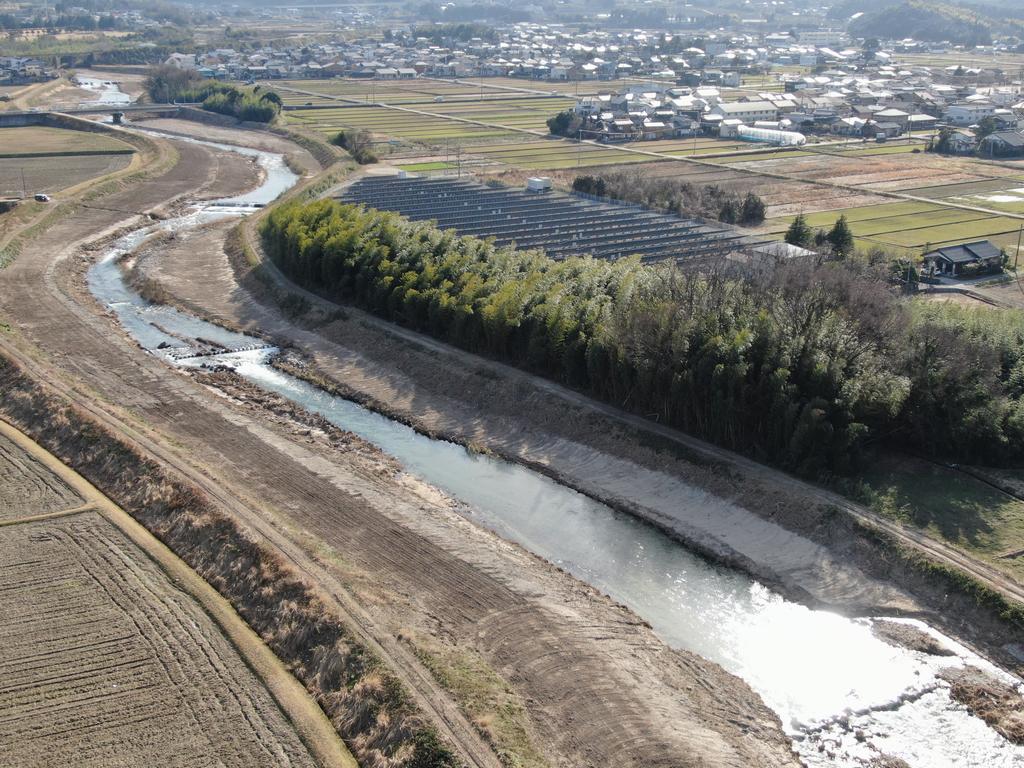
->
xmin=572 ymin=172 xmax=766 ymax=226
xmin=261 ymin=199 xmax=1024 ymax=474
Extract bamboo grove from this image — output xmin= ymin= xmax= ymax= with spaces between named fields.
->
xmin=261 ymin=198 xmax=1024 ymax=476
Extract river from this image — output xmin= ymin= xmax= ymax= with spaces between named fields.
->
xmin=86 ymin=131 xmax=1024 ymax=768
xmin=73 ymin=76 xmax=133 ymax=106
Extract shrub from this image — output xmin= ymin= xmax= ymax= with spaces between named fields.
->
xmin=330 ymin=130 xmax=378 ymax=164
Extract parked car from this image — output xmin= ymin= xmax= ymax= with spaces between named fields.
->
xmin=34 ymin=193 xmax=50 ymax=202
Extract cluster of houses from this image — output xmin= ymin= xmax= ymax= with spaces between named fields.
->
xmin=563 ymin=56 xmax=1024 ymax=149
xmin=160 ymin=22 xmax=1024 ymax=154
xmin=0 ymin=57 xmax=56 ymax=87
xmin=161 ymin=25 xmax=878 ymax=84
xmin=568 ymin=74 xmax=1024 ymax=148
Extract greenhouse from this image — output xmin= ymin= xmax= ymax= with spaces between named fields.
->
xmin=737 ymin=125 xmax=807 ymax=146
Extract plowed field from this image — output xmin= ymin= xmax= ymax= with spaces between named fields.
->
xmin=0 ymin=431 xmax=81 ymax=519
xmin=0 ymin=428 xmax=330 ymax=768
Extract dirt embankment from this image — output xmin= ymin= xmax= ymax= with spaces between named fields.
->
xmin=0 ymin=353 xmax=455 ymax=768
xmin=939 ymin=666 xmax=1024 ymax=744
xmin=871 ymin=620 xmax=956 ymax=657
xmin=211 ymin=218 xmax=1024 ymax=669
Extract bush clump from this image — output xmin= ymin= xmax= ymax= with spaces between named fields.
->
xmin=330 ymin=129 xmax=378 ymax=164
xmin=143 ymin=65 xmax=281 ymax=123
xmin=572 ymin=172 xmax=766 ymax=225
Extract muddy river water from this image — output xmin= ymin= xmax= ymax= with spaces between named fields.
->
xmin=87 ymin=134 xmax=1024 ymax=767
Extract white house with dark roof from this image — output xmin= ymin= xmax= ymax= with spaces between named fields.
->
xmin=923 ymin=241 xmax=1004 ymax=277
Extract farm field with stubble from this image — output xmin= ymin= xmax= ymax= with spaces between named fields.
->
xmin=0 ymin=422 xmax=347 ymax=768
xmin=0 ymin=126 xmax=134 ymax=197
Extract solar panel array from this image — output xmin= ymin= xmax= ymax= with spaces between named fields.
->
xmin=339 ymin=176 xmax=765 ymax=263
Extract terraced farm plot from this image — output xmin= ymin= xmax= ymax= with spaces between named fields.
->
xmin=0 ymin=432 xmax=81 ymax=519
xmin=460 ymin=140 xmax=661 ymax=169
xmin=766 ymin=201 xmax=1022 ymax=253
xmin=287 ymin=105 xmax=519 ymax=142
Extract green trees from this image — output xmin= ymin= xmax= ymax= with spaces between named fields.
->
xmin=572 ymin=175 xmax=607 ymax=197
xmin=330 ymin=130 xmax=378 ymax=164
xmin=718 ymin=198 xmax=739 ymax=224
xmin=547 ymin=110 xmax=582 ymax=137
xmin=784 ymin=214 xmax=854 ymax=257
xmin=262 ymin=199 xmax=1024 ymax=472
xmin=203 ymin=88 xmax=281 ymax=122
xmin=569 ymin=171 xmax=765 ymax=225
xmin=928 ymin=127 xmax=956 ymax=154
xmin=143 ymin=64 xmax=203 ymax=103
xmin=785 ymin=213 xmax=813 ymax=247
xmin=740 ymin=192 xmax=766 ymax=225
xmin=261 ymin=200 xmax=918 ymax=475
xmin=827 ymin=215 xmax=854 ymax=258
xmin=973 ymin=116 xmax=1000 ymax=140
xmin=142 ymin=65 xmax=281 ymax=122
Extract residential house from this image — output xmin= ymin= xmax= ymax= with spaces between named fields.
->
xmin=924 ymin=240 xmax=1004 ymax=277
xmin=944 ymin=102 xmax=996 ymax=126
xmin=979 ymin=131 xmax=1024 ymax=158
xmin=709 ymin=100 xmax=778 ymax=124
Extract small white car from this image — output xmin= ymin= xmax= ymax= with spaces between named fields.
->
xmin=34 ymin=193 xmax=50 ymax=202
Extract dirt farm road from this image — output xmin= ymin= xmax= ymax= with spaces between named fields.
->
xmin=0 ymin=125 xmax=799 ymax=767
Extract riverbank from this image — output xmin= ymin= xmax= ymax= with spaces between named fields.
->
xmin=1 ymin=122 xmax=806 ymax=768
xmin=229 ymin=182 xmax=1024 ymax=668
xmin=67 ymin=120 xmax=1024 ymax=765
xmin=121 ymin=178 xmax=1024 ymax=766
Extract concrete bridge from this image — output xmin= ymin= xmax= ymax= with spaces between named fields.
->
xmin=0 ymin=103 xmax=200 ymax=127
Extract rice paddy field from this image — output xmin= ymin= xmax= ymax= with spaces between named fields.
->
xmin=0 ymin=125 xmax=133 ymax=156
xmin=287 ymin=104 xmax=523 ymax=141
xmin=0 ymin=125 xmax=135 ymax=196
xmin=0 ymin=426 xmax=341 ymax=768
xmin=702 ymin=144 xmax=1024 ymax=254
xmin=279 ymin=77 xmax=1024 ymax=257
xmin=894 ymin=51 xmax=1024 ymax=70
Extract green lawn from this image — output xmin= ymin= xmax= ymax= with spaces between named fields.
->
xmin=856 ymin=453 xmax=1024 ymax=581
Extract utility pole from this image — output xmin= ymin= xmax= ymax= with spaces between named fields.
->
xmin=1015 ymin=221 xmax=1023 ymax=273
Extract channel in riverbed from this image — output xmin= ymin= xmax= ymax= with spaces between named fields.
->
xmin=87 ymin=134 xmax=1024 ymax=768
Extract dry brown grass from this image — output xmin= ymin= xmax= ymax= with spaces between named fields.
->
xmin=940 ymin=667 xmax=1024 ymax=744
xmin=0 ymin=351 xmax=454 ymax=767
